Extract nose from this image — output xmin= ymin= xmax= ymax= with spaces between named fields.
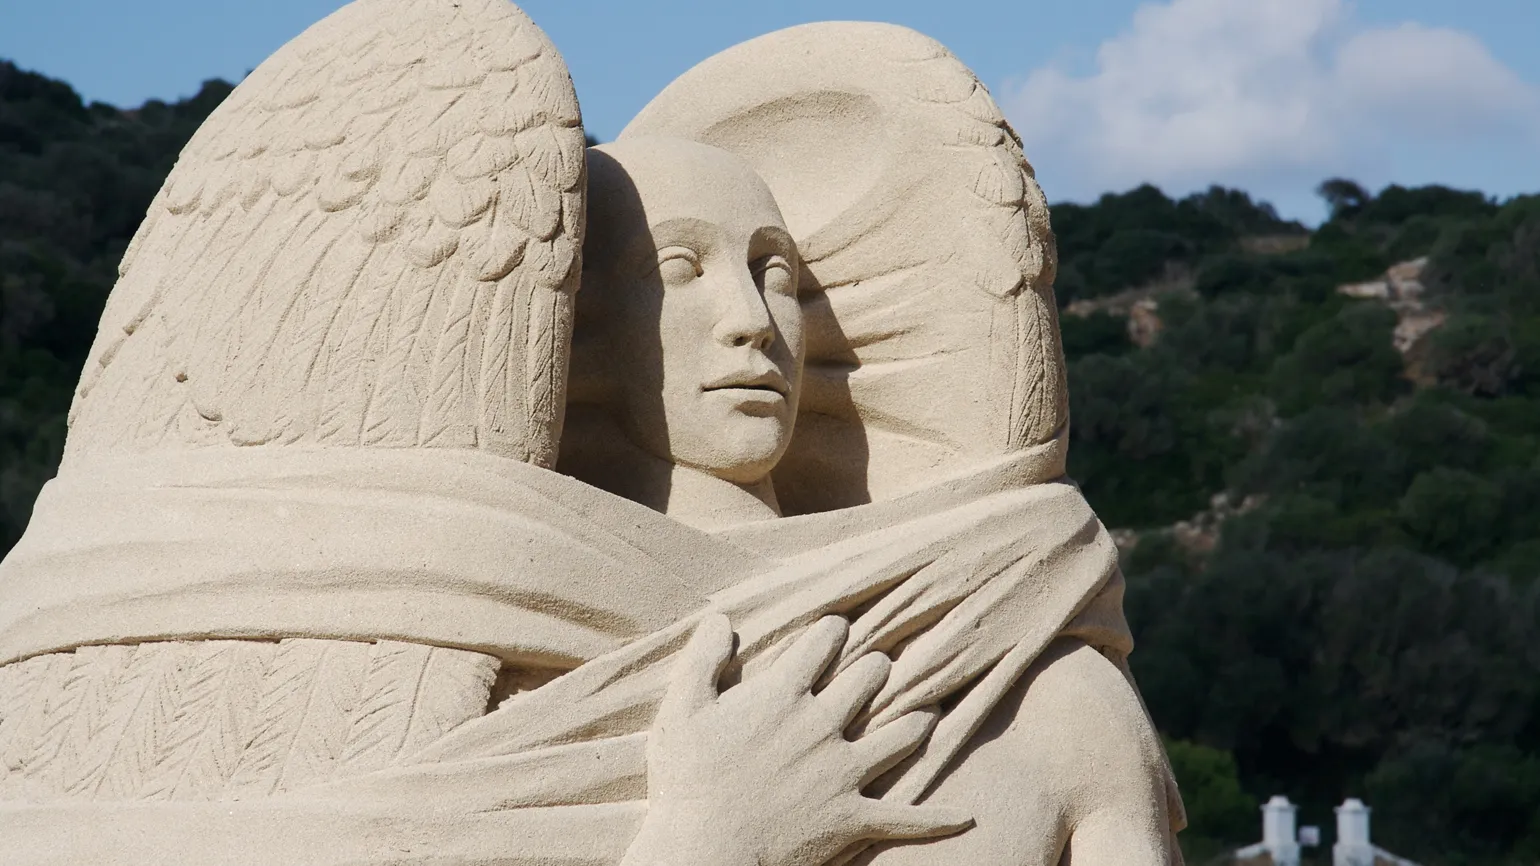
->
xmin=712 ymin=267 xmax=775 ymax=350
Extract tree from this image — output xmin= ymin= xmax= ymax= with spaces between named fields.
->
xmin=1164 ymin=739 xmax=1258 ymax=861
xmin=1317 ymin=177 xmax=1371 ymax=220
xmin=4 ymin=58 xmax=1538 ymax=862
xmin=1270 ymin=303 xmax=1407 ymax=412
xmin=1421 ymin=314 xmax=1519 ymax=397
xmin=0 ymin=62 xmax=233 ymax=549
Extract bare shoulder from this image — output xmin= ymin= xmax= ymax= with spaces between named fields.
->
xmin=863 ymin=639 xmax=1178 ymax=866
xmin=1016 ymin=638 xmax=1175 ymax=817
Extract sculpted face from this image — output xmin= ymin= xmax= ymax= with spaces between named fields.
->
xmin=580 ymin=139 xmax=803 ymax=485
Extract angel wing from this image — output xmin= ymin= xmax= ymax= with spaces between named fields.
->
xmin=622 ymin=23 xmax=1066 ymax=513
xmin=67 ymin=0 xmax=585 ymax=467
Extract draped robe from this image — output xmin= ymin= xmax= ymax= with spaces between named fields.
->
xmin=0 ymin=429 xmax=1177 ymax=863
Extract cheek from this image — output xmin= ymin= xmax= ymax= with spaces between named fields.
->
xmin=656 ymin=286 xmax=716 ymax=384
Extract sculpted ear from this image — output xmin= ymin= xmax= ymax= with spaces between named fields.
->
xmin=566 ymin=147 xmax=646 ymax=409
xmin=565 ymin=277 xmax=618 ymax=406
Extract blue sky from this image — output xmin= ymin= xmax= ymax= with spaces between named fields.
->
xmin=5 ymin=0 xmax=1540 ymax=222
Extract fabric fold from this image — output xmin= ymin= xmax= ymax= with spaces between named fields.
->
xmin=0 ymin=438 xmax=1169 ymax=862
xmin=0 ymin=447 xmax=745 ymax=667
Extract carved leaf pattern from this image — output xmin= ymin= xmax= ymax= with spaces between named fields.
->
xmin=0 ymin=639 xmax=498 ymax=801
xmin=0 ymin=659 xmax=15 ymax=751
xmin=0 ymin=653 xmax=76 ymax=795
xmin=0 ymin=655 xmax=65 ymax=798
xmin=91 ymin=643 xmax=184 ymax=800
xmin=66 ymin=0 xmax=585 ymax=468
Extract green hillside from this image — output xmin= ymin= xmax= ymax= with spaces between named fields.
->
xmin=1059 ymin=182 xmax=1540 ymax=862
xmin=1 ymin=60 xmax=1537 ymax=864
xmin=0 ymin=62 xmax=232 ymax=550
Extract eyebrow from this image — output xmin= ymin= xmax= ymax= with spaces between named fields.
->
xmin=649 ymin=217 xmax=720 ymax=243
xmin=752 ymin=225 xmax=797 ymax=261
xmin=613 ymin=217 xmax=718 ymax=274
xmin=603 ymin=217 xmax=795 ymax=276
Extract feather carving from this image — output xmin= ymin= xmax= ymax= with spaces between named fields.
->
xmin=380 ymin=156 xmax=440 ymax=205
xmin=0 ymin=639 xmax=501 ymax=802
xmin=475 ymin=25 xmax=544 ymax=73
xmin=404 ymin=218 xmax=461 ymax=268
xmin=272 ymin=641 xmax=371 ymax=792
xmin=8 ymin=653 xmax=90 ymax=789
xmin=516 ymin=55 xmax=580 ymax=125
xmin=476 ymin=82 xmax=542 ymax=138
xmin=469 ymin=211 xmax=531 ymax=283
xmin=516 ymin=124 xmax=583 ymax=191
xmin=57 ymin=644 xmax=133 ymax=796
xmin=423 ymin=54 xmax=489 ymax=91
xmin=174 ymin=641 xmax=273 ymax=798
xmin=0 ymin=655 xmax=71 ymax=794
xmin=448 ymin=135 xmax=519 ymax=182
xmin=430 ymin=174 xmax=496 ymax=228
xmin=500 ymin=163 xmax=561 ymax=240
xmin=225 ymin=639 xmax=331 ymax=798
xmin=337 ymin=641 xmax=433 ymax=773
xmin=477 ymin=278 xmax=522 ymax=445
xmin=65 ymin=0 xmax=586 ymax=467
xmin=131 ymin=643 xmax=235 ymax=800
xmin=398 ymin=648 xmax=500 ymax=758
xmin=419 ymin=275 xmax=479 ymax=445
xmin=89 ymin=644 xmax=184 ymax=800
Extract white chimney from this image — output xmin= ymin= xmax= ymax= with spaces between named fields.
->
xmin=1334 ymin=798 xmax=1374 ymax=866
xmin=1262 ymin=795 xmax=1302 ymax=866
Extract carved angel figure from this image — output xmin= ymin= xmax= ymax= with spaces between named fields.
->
xmin=0 ymin=2 xmax=1184 ymax=864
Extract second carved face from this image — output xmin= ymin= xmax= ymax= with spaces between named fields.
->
xmin=578 ymin=138 xmax=804 ymax=485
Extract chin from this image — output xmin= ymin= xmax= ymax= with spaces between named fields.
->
xmin=698 ymin=417 xmax=791 ymax=484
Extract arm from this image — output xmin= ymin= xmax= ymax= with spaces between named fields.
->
xmin=1051 ymin=642 xmax=1180 ymax=866
xmin=845 ymin=638 xmax=1180 ymax=866
xmin=621 ymin=615 xmax=973 ymax=866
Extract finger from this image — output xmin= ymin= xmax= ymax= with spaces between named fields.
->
xmin=852 ymin=708 xmax=939 ymax=787
xmin=817 ymin=652 xmax=891 ymax=730
xmin=857 ymin=800 xmax=974 ymax=841
xmin=660 ymin=614 xmax=734 ymax=724
xmin=769 ymin=615 xmax=849 ymax=697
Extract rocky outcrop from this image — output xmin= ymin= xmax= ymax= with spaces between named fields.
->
xmin=1112 ymin=491 xmax=1266 ymax=559
xmin=1063 ymin=280 xmax=1194 ymax=349
xmin=1239 ymin=234 xmax=1311 ymax=255
xmin=1337 ymin=257 xmax=1446 ymax=355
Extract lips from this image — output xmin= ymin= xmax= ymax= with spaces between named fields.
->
xmin=702 ymin=368 xmax=790 ymax=397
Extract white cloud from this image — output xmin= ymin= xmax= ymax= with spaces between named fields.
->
xmin=1003 ymin=0 xmax=1540 ymax=217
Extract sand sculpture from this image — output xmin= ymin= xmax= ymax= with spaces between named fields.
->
xmin=0 ymin=0 xmax=1186 ymax=862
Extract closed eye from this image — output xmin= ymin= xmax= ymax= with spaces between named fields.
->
xmin=654 ymin=246 xmax=703 ymax=281
xmin=752 ymin=254 xmax=795 ymax=296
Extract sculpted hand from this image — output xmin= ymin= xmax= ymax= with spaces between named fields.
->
xmin=621 ymin=614 xmax=973 ymax=866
